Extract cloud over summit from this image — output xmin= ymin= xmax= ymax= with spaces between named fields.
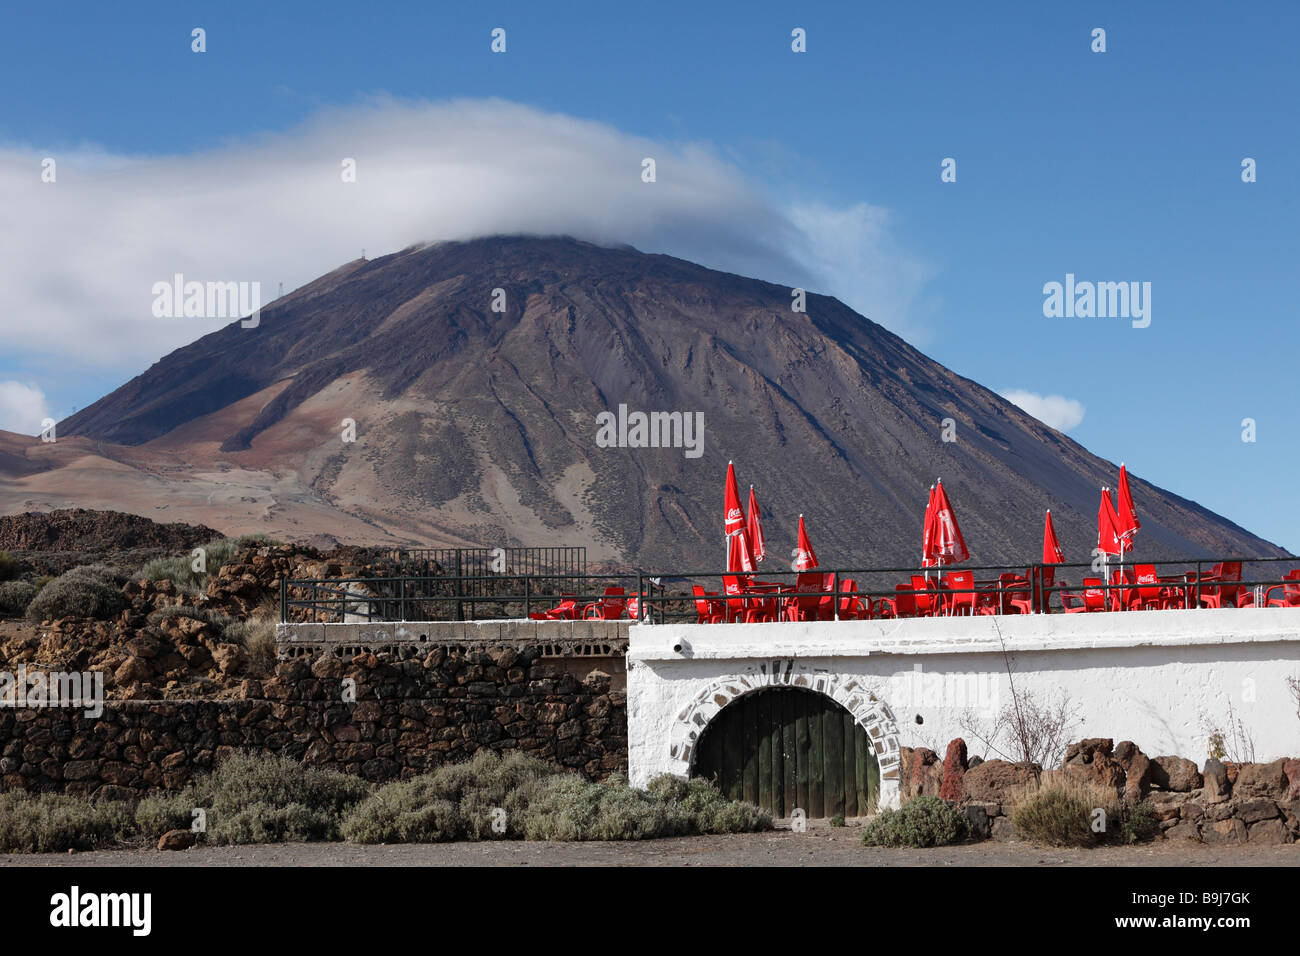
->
xmin=1 ymin=97 xmax=932 ymax=382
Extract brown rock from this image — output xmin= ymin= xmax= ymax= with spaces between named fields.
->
xmin=1146 ymin=791 xmax=1191 ymax=823
xmin=1233 ymin=759 xmax=1290 ymax=800
xmin=1114 ymin=741 xmax=1151 ymax=801
xmin=990 ymin=816 xmax=1017 ymax=842
xmin=1164 ymin=821 xmax=1202 ymax=842
xmin=210 ymin=643 xmax=247 ymax=676
xmin=1285 ymin=759 xmax=1300 ymax=801
xmin=1234 ymin=798 xmax=1280 ymax=824
xmin=1246 ymin=819 xmax=1292 ymax=844
xmin=157 ymin=829 xmax=196 ymax=851
xmin=961 ymin=759 xmax=1039 ymax=803
xmin=1202 ymin=759 xmax=1230 ymax=803
xmin=1063 ymin=738 xmax=1124 ymax=791
xmin=908 ymin=747 xmax=942 ymax=797
xmin=1150 ymin=755 xmax=1202 ymax=792
xmin=939 ymin=738 xmax=968 ymax=802
xmin=114 ymin=656 xmax=153 ymax=685
xmin=311 ymin=655 xmax=343 ymax=679
xmin=1201 ymin=818 xmax=1247 ymax=845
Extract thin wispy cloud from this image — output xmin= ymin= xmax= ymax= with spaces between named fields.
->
xmin=999 ymin=389 xmax=1086 ymax=433
xmin=0 ymin=97 xmax=933 ymax=386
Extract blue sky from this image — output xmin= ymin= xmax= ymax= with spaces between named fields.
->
xmin=1 ymin=1 xmax=1296 ymax=549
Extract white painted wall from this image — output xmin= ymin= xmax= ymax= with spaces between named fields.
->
xmin=627 ymin=608 xmax=1300 ymax=809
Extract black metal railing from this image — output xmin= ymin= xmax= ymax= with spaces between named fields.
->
xmin=281 ymin=571 xmax=664 ymax=624
xmin=280 ymin=554 xmax=1300 ymax=624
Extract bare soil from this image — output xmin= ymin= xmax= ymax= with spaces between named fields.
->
xmin=2 ymin=829 xmax=1296 ymax=867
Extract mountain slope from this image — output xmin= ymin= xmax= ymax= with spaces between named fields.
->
xmin=34 ymin=236 xmax=1286 ymax=567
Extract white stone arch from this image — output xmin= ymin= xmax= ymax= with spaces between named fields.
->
xmin=667 ymin=658 xmax=903 ymax=811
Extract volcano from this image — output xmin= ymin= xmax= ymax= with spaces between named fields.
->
xmin=2 ymin=236 xmax=1282 ymax=567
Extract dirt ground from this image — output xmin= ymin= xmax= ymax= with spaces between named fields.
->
xmin=3 ymin=828 xmax=1297 ymax=867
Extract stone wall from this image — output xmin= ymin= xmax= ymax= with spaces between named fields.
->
xmin=903 ymin=738 xmax=1300 ymax=845
xmin=0 ymin=644 xmax=627 ymax=796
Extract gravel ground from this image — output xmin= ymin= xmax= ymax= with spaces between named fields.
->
xmin=3 ymin=829 xmax=1297 ymax=867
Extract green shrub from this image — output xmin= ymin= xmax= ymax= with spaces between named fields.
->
xmin=645 ymin=774 xmax=771 ymax=834
xmin=341 ymin=779 xmax=465 ymax=843
xmin=520 ymin=776 xmax=679 ymax=841
xmin=221 ymin=617 xmax=277 ymax=671
xmin=0 ymin=580 xmax=38 ymax=616
xmin=343 ymin=757 xmax=771 ymax=844
xmin=211 ymin=803 xmax=342 ymax=844
xmin=1011 ymin=786 xmax=1096 ymax=847
xmin=136 ymin=537 xmax=253 ymax=590
xmin=1117 ymin=801 xmax=1160 ymax=844
xmin=343 ymin=750 xmax=556 ymax=843
xmin=0 ymin=791 xmax=136 ymax=852
xmin=25 ymin=565 xmax=129 ymax=621
xmin=861 ymin=795 xmax=970 ymax=848
xmin=0 ymin=550 xmax=20 ymax=582
xmin=134 ymin=791 xmax=195 ymax=840
xmin=143 ymin=752 xmax=371 ymax=845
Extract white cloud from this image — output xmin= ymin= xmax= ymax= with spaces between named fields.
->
xmin=999 ymin=389 xmax=1086 ymax=432
xmin=0 ymin=381 xmax=51 ymax=435
xmin=0 ymin=97 xmax=932 ymax=380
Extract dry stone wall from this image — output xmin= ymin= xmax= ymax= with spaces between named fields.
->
xmin=0 ymin=644 xmax=627 ymax=796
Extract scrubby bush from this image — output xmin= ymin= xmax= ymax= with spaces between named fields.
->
xmin=134 ymin=791 xmax=194 ymax=840
xmin=136 ymin=536 xmax=253 ymax=591
xmin=861 ymin=795 xmax=970 ymax=848
xmin=521 ymin=776 xmax=680 ymax=841
xmin=0 ymin=550 xmax=20 ymax=582
xmin=341 ymin=780 xmax=466 ymax=843
xmin=135 ymin=752 xmax=371 ymax=845
xmin=343 ymin=755 xmax=771 ymax=844
xmin=1010 ymin=786 xmax=1096 ymax=847
xmin=1009 ymin=775 xmax=1159 ymax=847
xmin=221 ymin=616 xmax=277 ymax=670
xmin=0 ymin=580 xmax=37 ymax=616
xmin=0 ymin=791 xmax=136 ymax=852
xmin=344 ymin=750 xmax=555 ymax=843
xmin=645 ymin=774 xmax=772 ymax=834
xmin=25 ymin=564 xmax=129 ymax=621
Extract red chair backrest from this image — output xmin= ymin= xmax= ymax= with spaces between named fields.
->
xmin=1134 ymin=564 xmax=1161 ymax=602
xmin=910 ymin=575 xmax=938 ymax=614
xmin=692 ymin=585 xmax=710 ymax=616
xmin=945 ymin=571 xmax=975 ymax=610
xmin=1083 ymin=577 xmax=1105 ymax=609
xmin=894 ymin=584 xmax=917 ymax=617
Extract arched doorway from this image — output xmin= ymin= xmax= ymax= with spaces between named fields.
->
xmin=691 ymin=686 xmax=879 ymax=818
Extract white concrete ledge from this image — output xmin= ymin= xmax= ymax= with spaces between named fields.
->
xmin=629 ymin=607 xmax=1300 ymax=661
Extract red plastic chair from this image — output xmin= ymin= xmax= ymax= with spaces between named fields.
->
xmin=721 ymin=575 xmax=752 ymax=623
xmin=583 ymin=587 xmax=626 ymax=620
xmin=1131 ymin=564 xmax=1174 ymax=610
xmin=529 ymin=593 xmax=578 ymax=620
xmin=1082 ymin=577 xmax=1107 ymax=612
xmin=1058 ymin=580 xmax=1087 ymax=613
xmin=996 ymin=573 xmax=1030 ymax=614
xmin=691 ymin=585 xmax=725 ymax=624
xmin=890 ymin=584 xmax=919 ymax=618
xmin=1106 ymin=570 xmax=1136 ymax=611
xmin=909 ymin=576 xmax=940 ymax=617
xmin=942 ymin=571 xmax=977 ymax=616
xmin=1198 ymin=561 xmax=1243 ymax=609
xmin=1266 ymin=570 xmax=1300 ymax=608
xmin=836 ymin=578 xmax=870 ymax=620
xmin=788 ymin=571 xmax=828 ymax=622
